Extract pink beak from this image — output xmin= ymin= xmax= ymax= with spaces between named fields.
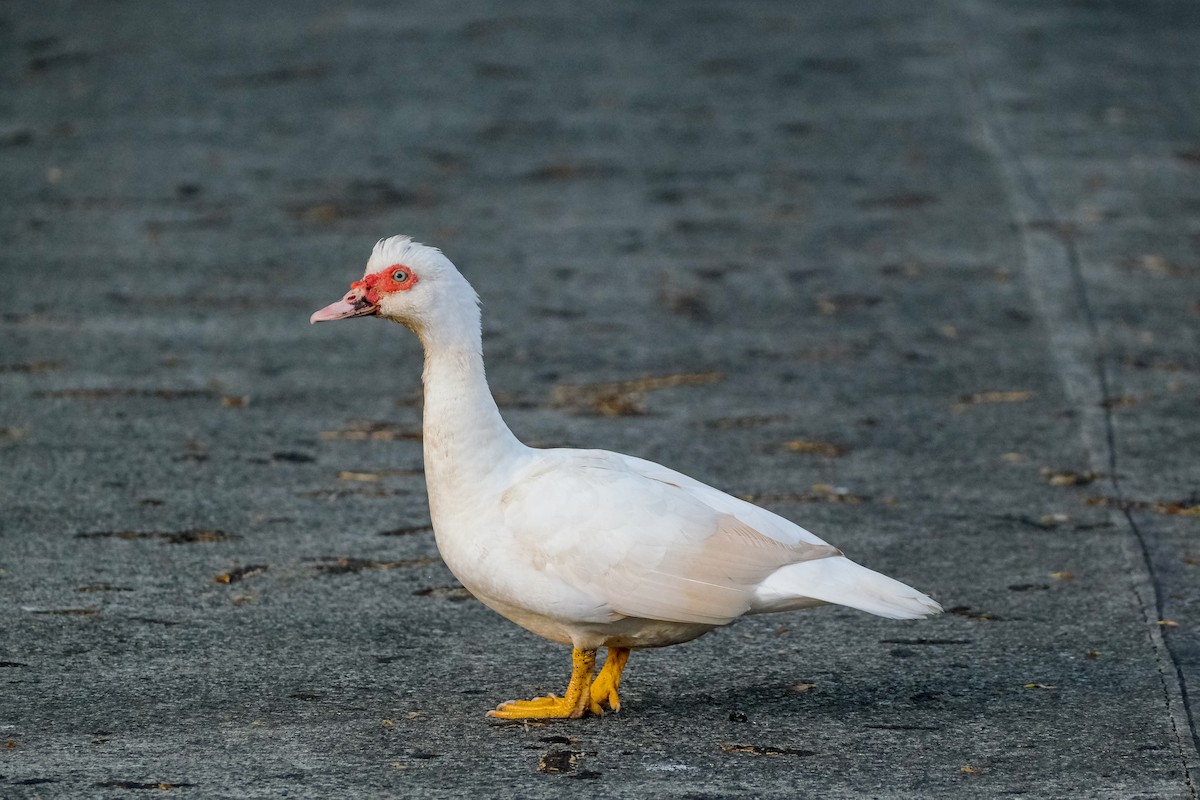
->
xmin=310 ymin=286 xmax=378 ymax=324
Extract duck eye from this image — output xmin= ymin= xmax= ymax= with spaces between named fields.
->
xmin=392 ymin=269 xmax=409 ymax=283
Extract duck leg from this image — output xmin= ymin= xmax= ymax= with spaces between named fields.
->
xmin=589 ymin=647 xmax=631 ymax=715
xmin=487 ymin=648 xmax=596 ymax=719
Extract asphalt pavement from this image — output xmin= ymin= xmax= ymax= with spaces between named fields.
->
xmin=1 ymin=1 xmax=1198 ymax=797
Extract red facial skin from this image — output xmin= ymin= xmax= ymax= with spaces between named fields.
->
xmin=351 ymin=264 xmax=419 ymax=304
xmin=310 ymin=263 xmax=420 ymax=324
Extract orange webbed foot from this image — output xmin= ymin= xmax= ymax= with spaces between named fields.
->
xmin=486 ymin=649 xmax=596 ymax=720
xmin=588 ymin=647 xmax=631 ymax=715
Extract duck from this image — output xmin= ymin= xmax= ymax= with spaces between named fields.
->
xmin=311 ymin=235 xmax=942 ymax=719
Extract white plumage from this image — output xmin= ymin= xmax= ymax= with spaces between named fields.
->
xmin=311 ymin=235 xmax=941 ymax=719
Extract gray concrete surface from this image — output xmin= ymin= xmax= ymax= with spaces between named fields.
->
xmin=2 ymin=1 xmax=1198 ymax=797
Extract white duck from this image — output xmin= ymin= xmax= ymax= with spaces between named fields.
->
xmin=311 ymin=235 xmax=941 ymax=719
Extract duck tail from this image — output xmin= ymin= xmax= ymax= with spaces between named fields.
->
xmin=754 ymin=556 xmax=942 ymax=620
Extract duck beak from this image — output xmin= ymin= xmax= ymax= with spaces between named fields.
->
xmin=310 ymin=288 xmax=378 ymax=324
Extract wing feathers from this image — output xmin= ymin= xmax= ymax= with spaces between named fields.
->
xmin=505 ymin=450 xmax=847 ymax=626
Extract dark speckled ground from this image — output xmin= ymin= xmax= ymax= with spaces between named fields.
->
xmin=1 ymin=1 xmax=1198 ymax=797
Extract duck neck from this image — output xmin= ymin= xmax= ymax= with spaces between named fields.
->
xmin=417 ymin=316 xmax=523 ymax=494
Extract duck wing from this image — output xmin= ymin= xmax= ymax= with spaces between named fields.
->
xmin=501 ymin=450 xmax=841 ymax=626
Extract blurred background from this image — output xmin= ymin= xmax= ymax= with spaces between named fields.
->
xmin=1 ymin=1 xmax=1198 ymax=796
